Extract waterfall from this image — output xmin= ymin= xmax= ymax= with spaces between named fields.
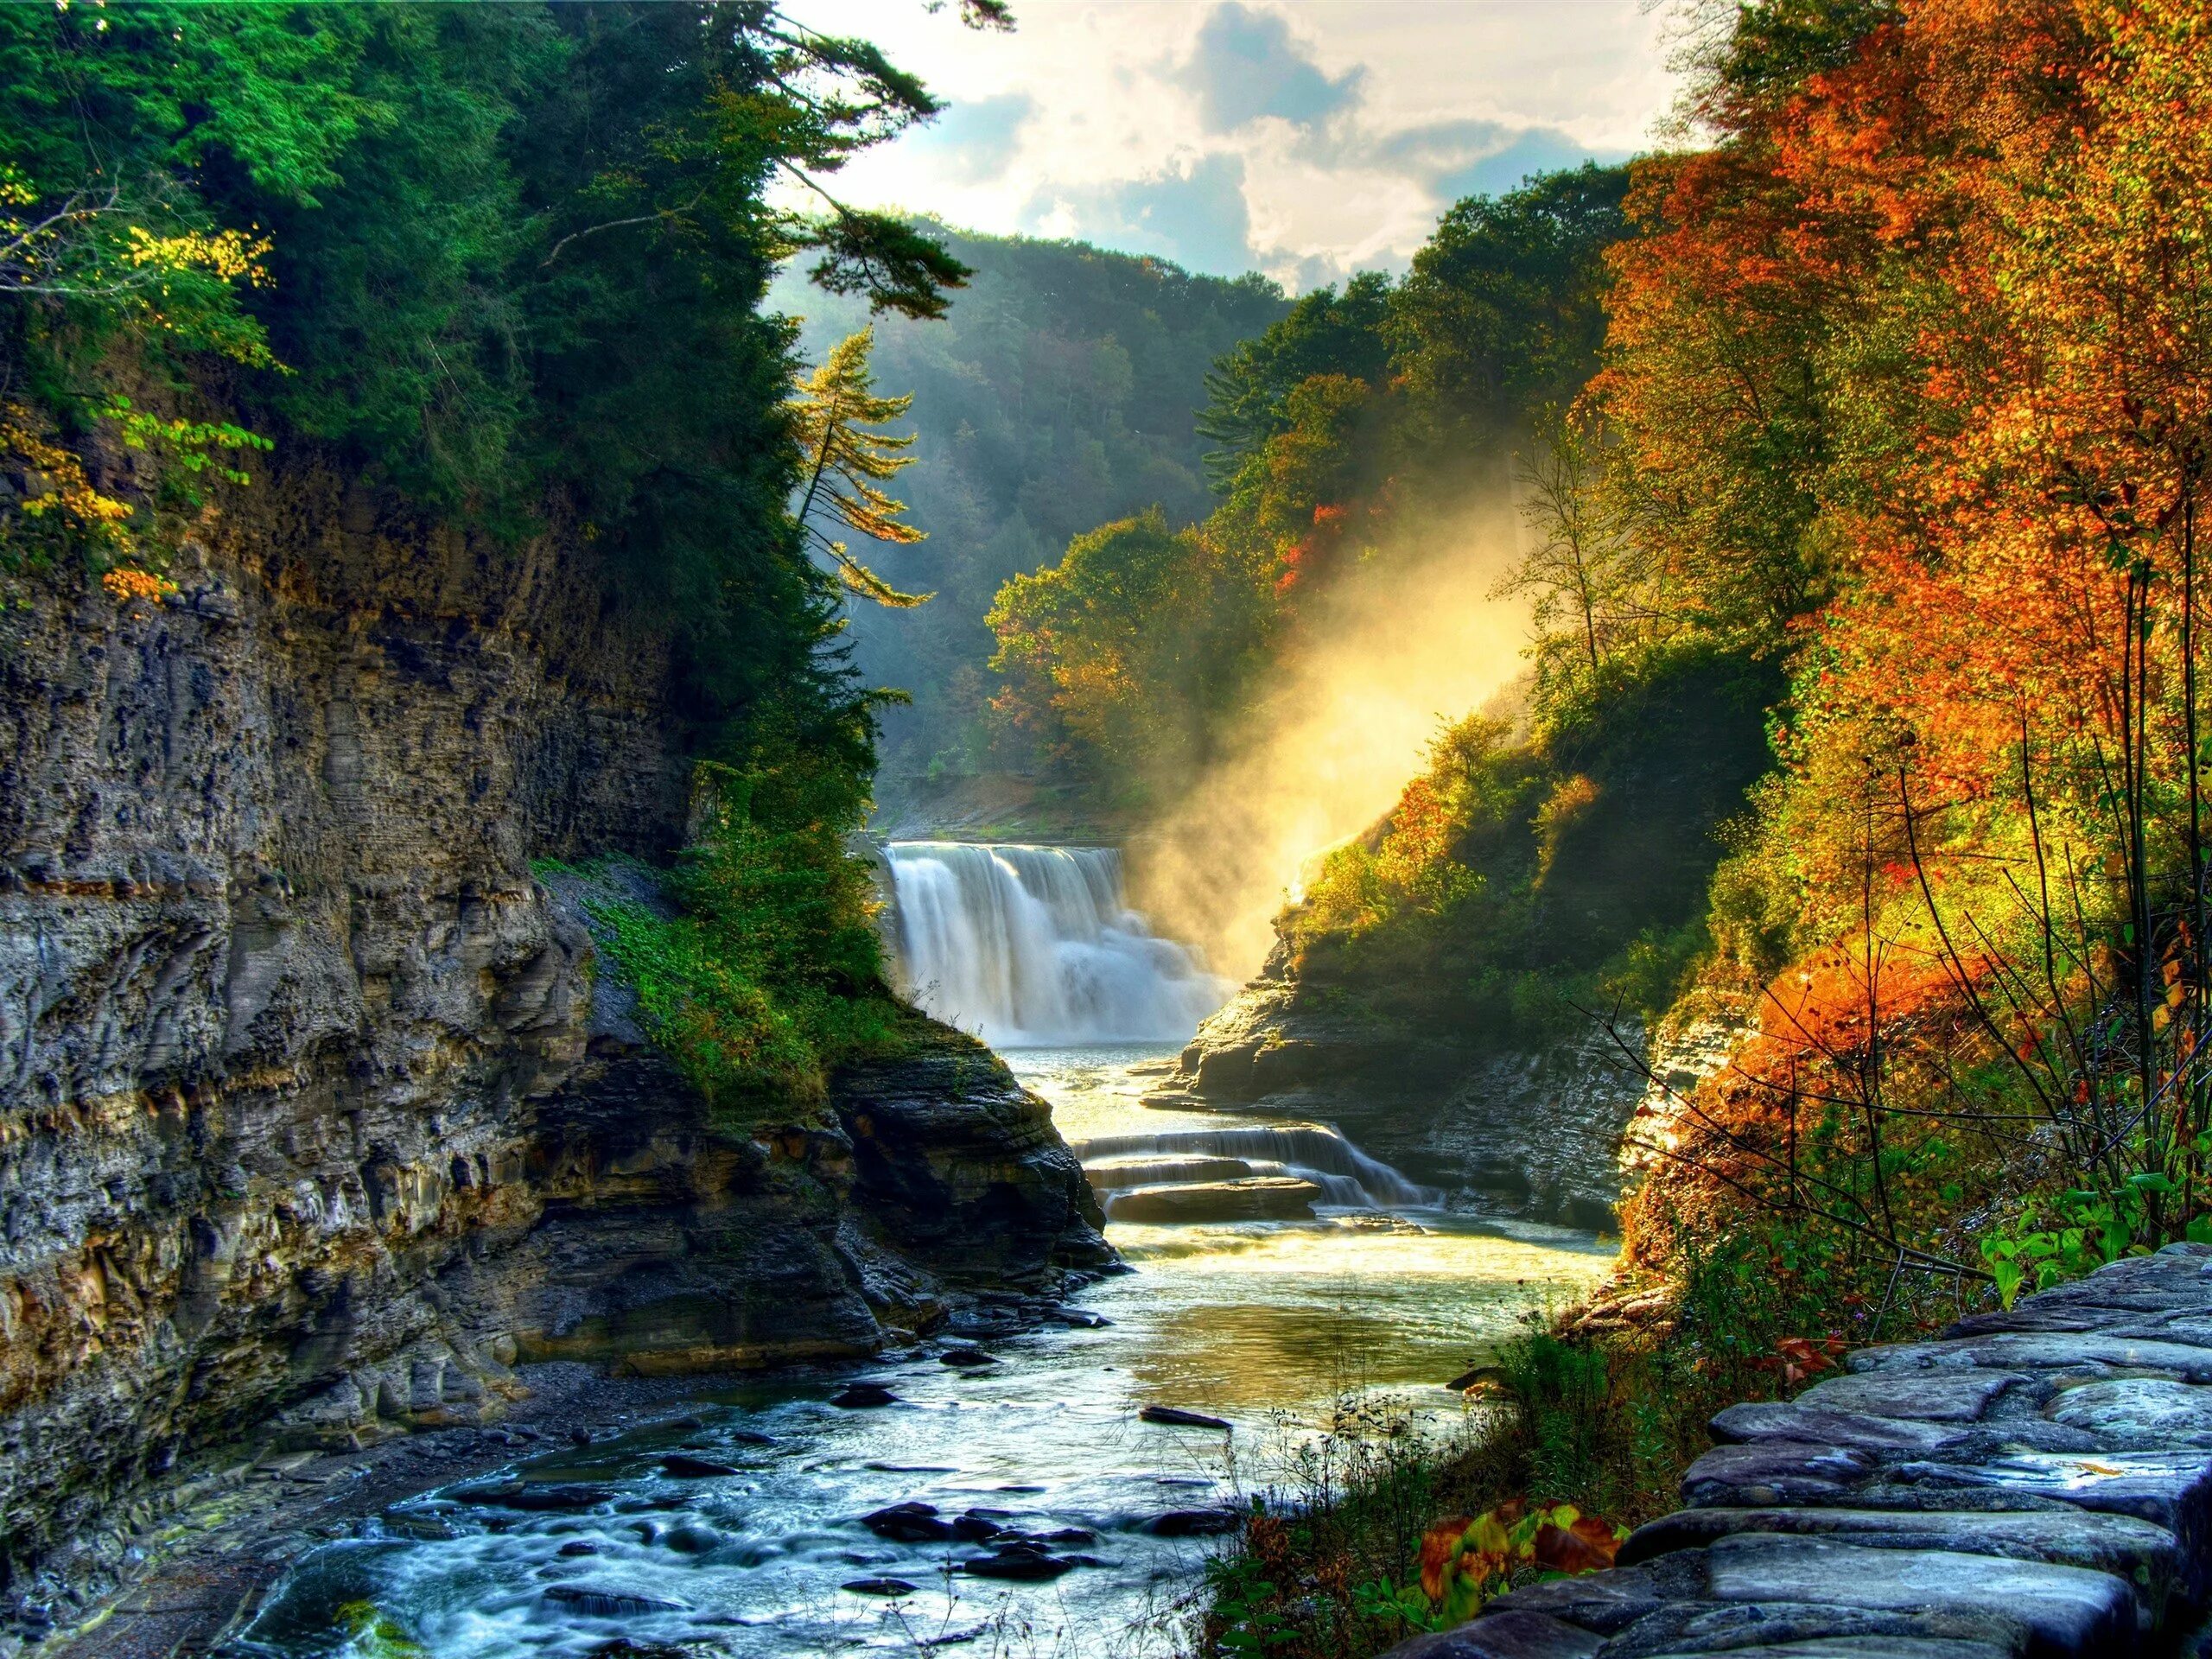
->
xmin=1071 ymin=1124 xmax=1442 ymax=1211
xmin=884 ymin=842 xmax=1229 ymax=1046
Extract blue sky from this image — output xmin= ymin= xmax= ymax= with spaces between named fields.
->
xmin=783 ymin=1 xmax=1682 ymax=289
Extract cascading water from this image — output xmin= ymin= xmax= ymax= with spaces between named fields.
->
xmin=884 ymin=841 xmax=1228 ymax=1046
xmin=1071 ymin=1123 xmax=1442 ymax=1212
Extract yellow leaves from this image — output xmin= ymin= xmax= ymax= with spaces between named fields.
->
xmin=123 ymin=223 xmax=272 ymax=288
xmin=3 ymin=403 xmax=134 ymax=546
xmin=99 ymin=567 xmax=176 ymax=603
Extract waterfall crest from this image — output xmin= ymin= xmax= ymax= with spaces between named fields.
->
xmin=885 ymin=842 xmax=1228 ymax=1046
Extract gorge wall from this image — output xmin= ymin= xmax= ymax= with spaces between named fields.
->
xmin=1160 ymin=944 xmax=1738 ymax=1232
xmin=0 ymin=469 xmax=1107 ymax=1610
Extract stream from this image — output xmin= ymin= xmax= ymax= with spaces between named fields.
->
xmin=237 ymin=1046 xmax=1613 ymax=1659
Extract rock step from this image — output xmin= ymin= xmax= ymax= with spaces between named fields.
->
xmin=1382 ymin=1243 xmax=2212 ymax=1659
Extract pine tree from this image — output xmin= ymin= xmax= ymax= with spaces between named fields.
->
xmin=789 ymin=327 xmax=932 ymax=608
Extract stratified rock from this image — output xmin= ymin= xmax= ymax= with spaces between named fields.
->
xmin=2047 ymin=1376 xmax=2212 ymax=1447
xmin=1700 ymin=1535 xmax=2135 ymax=1655
xmin=1107 ymin=1177 xmax=1320 ymax=1224
xmin=0 ymin=469 xmax=1116 ymax=1596
xmin=1618 ymin=1504 xmax=2182 ymax=1618
xmin=1371 ymin=1609 xmax=1602 ymax=1658
xmin=1795 ymin=1370 xmax=2043 ymax=1422
xmin=1708 ymin=1402 xmax=1969 ymax=1454
xmin=1681 ymin=1441 xmax=1879 ymax=1507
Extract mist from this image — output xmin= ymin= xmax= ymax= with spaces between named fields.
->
xmin=1127 ymin=473 xmax=1533 ymax=984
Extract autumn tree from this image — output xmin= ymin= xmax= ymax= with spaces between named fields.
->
xmin=1501 ymin=408 xmax=1655 ymax=692
xmin=788 ymin=326 xmax=932 ymax=608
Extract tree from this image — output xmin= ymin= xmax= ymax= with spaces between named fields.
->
xmin=788 ymin=327 xmax=931 ymax=608
xmin=1502 ymin=408 xmax=1654 ymax=691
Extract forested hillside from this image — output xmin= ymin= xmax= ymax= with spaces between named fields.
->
xmin=1196 ymin=2 xmax=2212 ymax=1647
xmin=775 ymin=228 xmax=1286 ymax=811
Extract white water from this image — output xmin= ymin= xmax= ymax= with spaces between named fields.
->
xmin=1071 ymin=1122 xmax=1443 ymax=1211
xmin=885 ymin=842 xmax=1228 ymax=1046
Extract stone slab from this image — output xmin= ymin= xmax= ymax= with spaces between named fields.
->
xmin=1372 ymin=1610 xmax=1600 ymax=1659
xmin=1847 ymin=1333 xmax=2212 ymax=1382
xmin=1592 ymin=1600 xmax=2029 ymax=1659
xmin=1885 ymin=1446 xmax=2212 ymax=1578
xmin=1681 ymin=1441 xmax=1880 ymax=1508
xmin=1702 ymin=1535 xmax=2133 ymax=1656
xmin=1795 ymin=1370 xmax=2044 ymax=1423
xmin=1616 ymin=1504 xmax=2178 ymax=1622
xmin=1637 ymin=1643 xmax=2010 ymax=1659
xmin=2045 ymin=1376 xmax=2212 ymax=1447
xmin=1710 ymin=1402 xmax=1970 ymax=1454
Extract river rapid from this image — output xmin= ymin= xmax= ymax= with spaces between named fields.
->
xmin=238 ymin=1047 xmax=1613 ymax=1659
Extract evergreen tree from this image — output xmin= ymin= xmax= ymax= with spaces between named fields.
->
xmin=789 ymin=327 xmax=931 ymax=608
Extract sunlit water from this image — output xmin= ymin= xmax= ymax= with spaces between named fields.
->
xmin=239 ymin=1048 xmax=1613 ymax=1659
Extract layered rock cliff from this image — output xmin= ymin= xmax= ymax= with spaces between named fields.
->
xmin=0 ymin=470 xmax=1106 ymax=1611
xmin=1159 ymin=944 xmax=1739 ymax=1231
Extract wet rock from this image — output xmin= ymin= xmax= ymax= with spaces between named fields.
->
xmin=959 ymin=1544 xmax=1076 ymax=1580
xmin=833 ymin=1384 xmax=900 ymax=1409
xmin=1047 ymin=1306 xmax=1111 ymax=1328
xmin=1480 ymin=1563 xmax=1675 ymax=1634
xmin=939 ymin=1348 xmax=997 ymax=1368
xmin=659 ymin=1524 xmax=720 ymax=1554
xmin=659 ymin=1455 xmax=739 ymax=1478
xmin=1147 ymin=1509 xmax=1243 ymax=1537
xmin=729 ymin=1430 xmax=777 ymax=1446
xmin=844 ymin=1578 xmax=919 ymax=1597
xmin=1701 ymin=1534 xmax=2135 ymax=1654
xmin=502 ymin=1484 xmax=620 ymax=1512
xmin=1107 ymin=1177 xmax=1320 ymax=1224
xmin=1140 ymin=1405 xmax=1231 ymax=1430
xmin=950 ymin=1514 xmax=1002 ymax=1542
xmin=864 ymin=1502 xmax=956 ymax=1543
xmin=543 ymin=1585 xmax=686 ymax=1618
xmin=558 ymin=1541 xmax=601 ymax=1558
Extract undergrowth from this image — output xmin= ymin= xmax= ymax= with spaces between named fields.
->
xmin=1196 ymin=1223 xmax=1958 ymax=1659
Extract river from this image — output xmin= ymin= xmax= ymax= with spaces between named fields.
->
xmin=238 ymin=1048 xmax=1610 ymax=1659
xmin=237 ymin=847 xmax=1614 ymax=1658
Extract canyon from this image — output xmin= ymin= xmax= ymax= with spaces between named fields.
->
xmin=0 ymin=468 xmax=1107 ymax=1621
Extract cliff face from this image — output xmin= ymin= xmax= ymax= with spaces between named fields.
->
xmin=1161 ymin=944 xmax=1727 ymax=1232
xmin=0 ymin=471 xmax=1107 ymax=1607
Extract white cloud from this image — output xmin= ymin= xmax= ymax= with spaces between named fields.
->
xmin=782 ymin=0 xmax=1679 ymax=288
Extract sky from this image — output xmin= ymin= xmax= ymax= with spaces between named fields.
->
xmin=783 ymin=0 xmax=1687 ymax=290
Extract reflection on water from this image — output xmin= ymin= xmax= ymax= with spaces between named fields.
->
xmin=239 ymin=1046 xmax=1613 ymax=1659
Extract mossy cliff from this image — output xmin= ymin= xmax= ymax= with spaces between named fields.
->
xmin=0 ymin=471 xmax=1107 ymax=1611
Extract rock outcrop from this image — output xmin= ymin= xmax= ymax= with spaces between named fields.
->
xmin=1158 ymin=947 xmax=1731 ymax=1230
xmin=1390 ymin=1244 xmax=2212 ymax=1659
xmin=0 ymin=470 xmax=1106 ymax=1616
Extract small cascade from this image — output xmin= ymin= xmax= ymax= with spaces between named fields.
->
xmin=884 ymin=842 xmax=1227 ymax=1046
xmin=1070 ymin=1123 xmax=1441 ymax=1217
